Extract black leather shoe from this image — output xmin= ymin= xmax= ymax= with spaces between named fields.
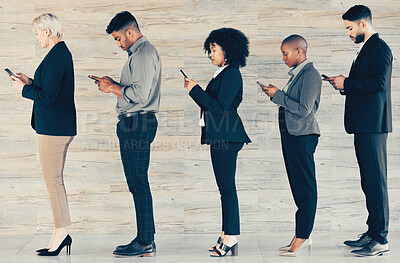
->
xmin=115 ymin=239 xmax=136 ymax=251
xmin=344 ymin=233 xmax=372 ymax=247
xmin=113 ymin=240 xmax=156 ymax=257
xmin=351 ymin=240 xmax=389 ymax=257
xmin=115 ymin=238 xmax=156 ymax=252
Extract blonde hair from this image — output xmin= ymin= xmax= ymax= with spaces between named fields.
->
xmin=31 ymin=13 xmax=63 ymax=39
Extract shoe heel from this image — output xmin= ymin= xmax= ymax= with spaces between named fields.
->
xmin=231 ymin=243 xmax=238 ymax=256
xmin=142 ymin=252 xmax=155 ymax=257
xmin=66 ymin=244 xmax=71 ymax=255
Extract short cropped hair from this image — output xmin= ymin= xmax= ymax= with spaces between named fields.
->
xmin=106 ymin=11 xmax=140 ymax=34
xmin=204 ymin=28 xmax=249 ymax=68
xmin=281 ymin=34 xmax=308 ymax=52
xmin=31 ymin=13 xmax=63 ymax=39
xmin=342 ymin=5 xmax=372 ymax=24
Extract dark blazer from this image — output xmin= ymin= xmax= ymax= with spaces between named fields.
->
xmin=189 ymin=66 xmax=251 ymax=145
xmin=341 ymin=33 xmax=392 ymax=134
xmin=272 ymin=62 xmax=321 ymax=136
xmin=22 ymin=41 xmax=77 ymax=136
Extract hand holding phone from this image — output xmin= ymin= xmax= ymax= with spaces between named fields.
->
xmin=88 ymin=75 xmax=99 ymax=80
xmin=321 ymin=74 xmax=329 ymax=80
xmin=5 ymin=68 xmax=16 ymax=78
xmin=180 ymin=69 xmax=188 ymax=78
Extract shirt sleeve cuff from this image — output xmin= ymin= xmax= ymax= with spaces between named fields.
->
xmin=341 ymin=78 xmax=349 ymax=95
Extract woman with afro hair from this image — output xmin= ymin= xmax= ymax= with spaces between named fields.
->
xmin=184 ymin=28 xmax=251 ymax=257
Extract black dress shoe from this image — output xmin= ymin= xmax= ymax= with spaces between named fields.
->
xmin=344 ymin=233 xmax=372 ymax=247
xmin=115 ymin=238 xmax=136 ymax=251
xmin=113 ymin=239 xmax=156 ymax=257
xmin=351 ymin=240 xmax=389 ymax=257
xmin=115 ymin=238 xmax=156 ymax=252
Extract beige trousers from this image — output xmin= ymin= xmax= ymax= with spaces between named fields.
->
xmin=38 ymin=135 xmax=74 ymax=228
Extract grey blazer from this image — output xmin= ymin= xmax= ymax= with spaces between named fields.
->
xmin=271 ymin=62 xmax=321 ymax=136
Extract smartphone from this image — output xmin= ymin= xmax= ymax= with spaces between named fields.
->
xmin=5 ymin=68 xmax=16 ymax=77
xmin=321 ymin=74 xmax=329 ymax=80
xmin=180 ymin=69 xmax=188 ymax=78
xmin=88 ymin=75 xmax=97 ymax=80
xmin=257 ymin=81 xmax=267 ymax=87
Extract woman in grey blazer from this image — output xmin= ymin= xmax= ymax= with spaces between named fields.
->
xmin=260 ymin=35 xmax=321 ymax=257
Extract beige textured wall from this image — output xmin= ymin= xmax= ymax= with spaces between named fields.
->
xmin=0 ymin=0 xmax=399 ymax=235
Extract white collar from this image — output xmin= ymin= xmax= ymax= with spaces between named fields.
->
xmin=213 ymin=65 xmax=228 ymax=79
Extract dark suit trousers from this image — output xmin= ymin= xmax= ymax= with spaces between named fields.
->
xmin=117 ymin=113 xmax=158 ymax=243
xmin=279 ymin=108 xmax=318 ymax=239
xmin=354 ymin=133 xmax=389 ymax=244
xmin=210 ymin=142 xmax=244 ymax=235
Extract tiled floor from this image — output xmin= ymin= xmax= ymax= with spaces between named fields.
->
xmin=1 ymin=232 xmax=398 ymax=263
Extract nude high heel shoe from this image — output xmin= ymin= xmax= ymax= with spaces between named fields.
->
xmin=279 ymin=239 xmax=312 ymax=257
xmin=278 ymin=245 xmax=291 ymax=251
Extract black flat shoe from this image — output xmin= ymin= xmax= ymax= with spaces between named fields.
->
xmin=113 ymin=239 xmax=156 ymax=257
xmin=37 ymin=235 xmax=72 ymax=256
xmin=209 ymin=236 xmax=223 ymax=252
xmin=210 ymin=242 xmax=238 ymax=257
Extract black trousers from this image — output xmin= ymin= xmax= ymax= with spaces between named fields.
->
xmin=210 ymin=142 xmax=244 ymax=235
xmin=117 ymin=113 xmax=158 ymax=243
xmin=280 ymin=131 xmax=318 ymax=239
xmin=354 ymin=133 xmax=389 ymax=244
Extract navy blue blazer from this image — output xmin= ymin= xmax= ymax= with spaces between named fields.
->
xmin=22 ymin=41 xmax=77 ymax=136
xmin=189 ymin=66 xmax=251 ymax=145
xmin=341 ymin=33 xmax=392 ymax=134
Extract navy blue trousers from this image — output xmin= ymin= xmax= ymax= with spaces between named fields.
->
xmin=117 ymin=113 xmax=158 ymax=243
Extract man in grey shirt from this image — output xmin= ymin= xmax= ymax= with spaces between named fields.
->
xmin=93 ymin=11 xmax=161 ymax=257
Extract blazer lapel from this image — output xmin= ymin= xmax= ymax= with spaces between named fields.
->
xmin=349 ymin=33 xmax=379 ymax=76
xmin=285 ymin=63 xmax=314 ymax=95
xmin=206 ymin=66 xmax=229 ymax=92
xmin=201 ymin=66 xmax=229 ymax=116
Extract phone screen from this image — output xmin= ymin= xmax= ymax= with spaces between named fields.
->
xmin=180 ymin=69 xmax=188 ymax=78
xmin=5 ymin=68 xmax=16 ymax=77
xmin=257 ymin=81 xmax=267 ymax=87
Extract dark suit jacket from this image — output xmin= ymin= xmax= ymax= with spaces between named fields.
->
xmin=189 ymin=66 xmax=251 ymax=145
xmin=341 ymin=33 xmax=392 ymax=134
xmin=22 ymin=41 xmax=77 ymax=136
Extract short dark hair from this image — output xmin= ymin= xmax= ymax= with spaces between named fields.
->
xmin=203 ymin=28 xmax=249 ymax=68
xmin=106 ymin=11 xmax=140 ymax=34
xmin=281 ymin=34 xmax=308 ymax=49
xmin=342 ymin=5 xmax=372 ymax=24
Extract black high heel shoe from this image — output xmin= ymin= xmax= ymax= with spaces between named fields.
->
xmin=209 ymin=237 xmax=223 ymax=252
xmin=36 ymin=248 xmax=48 ymax=253
xmin=37 ymin=235 xmax=72 ymax=256
xmin=210 ymin=242 xmax=238 ymax=257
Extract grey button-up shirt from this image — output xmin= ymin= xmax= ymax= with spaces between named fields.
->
xmin=116 ymin=36 xmax=162 ymax=115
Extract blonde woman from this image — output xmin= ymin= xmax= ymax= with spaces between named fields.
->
xmin=9 ymin=13 xmax=76 ymax=256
